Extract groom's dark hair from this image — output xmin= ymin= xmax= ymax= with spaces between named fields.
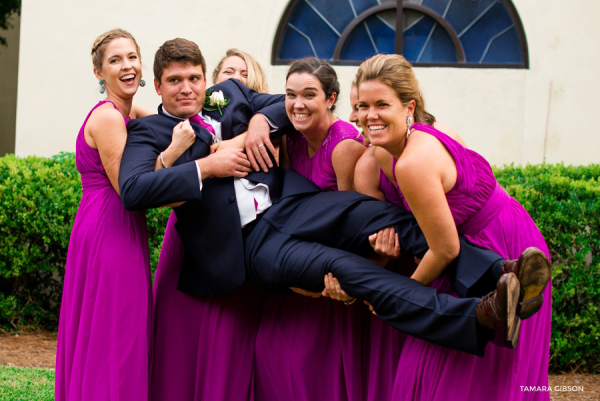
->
xmin=154 ymin=38 xmax=207 ymax=83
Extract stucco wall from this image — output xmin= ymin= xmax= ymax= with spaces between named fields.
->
xmin=14 ymin=0 xmax=600 ymax=166
xmin=0 ymin=13 xmax=20 ymax=156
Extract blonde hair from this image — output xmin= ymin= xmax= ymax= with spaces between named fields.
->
xmin=91 ymin=28 xmax=140 ymax=72
xmin=212 ymin=48 xmax=268 ymax=93
xmin=355 ymin=54 xmax=435 ymax=125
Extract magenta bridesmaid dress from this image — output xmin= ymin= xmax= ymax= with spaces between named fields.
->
xmin=363 ymin=166 xmax=410 ymax=401
xmin=254 ymin=120 xmax=369 ymax=401
xmin=391 ymin=122 xmax=551 ymax=401
xmin=55 ymin=101 xmax=152 ymax=401
xmin=150 ymin=211 xmax=265 ymax=401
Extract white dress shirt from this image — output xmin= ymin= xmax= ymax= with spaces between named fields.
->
xmin=162 ymin=107 xmax=272 ymax=227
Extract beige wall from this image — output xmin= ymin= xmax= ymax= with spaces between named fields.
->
xmin=14 ymin=0 xmax=600 ymax=166
xmin=0 ymin=13 xmax=20 ymax=156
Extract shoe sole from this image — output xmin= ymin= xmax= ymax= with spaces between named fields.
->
xmin=516 ymin=248 xmax=551 ymax=320
xmin=504 ymin=273 xmax=521 ymax=348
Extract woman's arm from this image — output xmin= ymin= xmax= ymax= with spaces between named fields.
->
xmin=85 ymin=105 xmax=128 ymax=195
xmin=395 ymin=131 xmax=460 ymax=286
xmin=130 ymin=103 xmax=154 ymax=119
xmin=332 ymin=139 xmax=366 ymax=191
xmin=354 ymin=146 xmax=385 ymax=200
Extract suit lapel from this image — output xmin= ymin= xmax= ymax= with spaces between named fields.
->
xmin=203 ymin=106 xmax=233 ymax=140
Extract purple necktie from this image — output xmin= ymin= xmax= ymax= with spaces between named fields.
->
xmin=189 ymin=114 xmax=215 ymax=136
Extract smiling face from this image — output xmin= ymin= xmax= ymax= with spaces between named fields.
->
xmin=94 ymin=37 xmax=141 ymax=100
xmin=358 ymin=79 xmax=414 ymax=153
xmin=155 ymin=61 xmax=207 ymax=119
xmin=285 ymin=72 xmax=336 ymax=136
xmin=215 ymin=56 xmax=248 ymax=86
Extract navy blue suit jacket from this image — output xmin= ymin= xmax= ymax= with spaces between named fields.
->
xmin=119 ymin=79 xmax=319 ymax=296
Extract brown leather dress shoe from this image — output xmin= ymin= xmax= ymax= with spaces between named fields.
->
xmin=500 ymin=247 xmax=551 ymax=319
xmin=476 ymin=272 xmax=521 ymax=349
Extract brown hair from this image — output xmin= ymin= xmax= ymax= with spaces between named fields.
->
xmin=355 ymin=54 xmax=435 ymax=125
xmin=212 ymin=48 xmax=269 ymax=93
xmin=286 ymin=57 xmax=340 ymax=112
xmin=153 ymin=38 xmax=207 ymax=83
xmin=91 ymin=28 xmax=140 ymax=71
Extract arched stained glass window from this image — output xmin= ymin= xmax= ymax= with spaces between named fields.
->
xmin=273 ymin=0 xmax=528 ymax=68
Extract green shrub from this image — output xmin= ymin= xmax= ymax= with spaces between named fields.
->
xmin=0 ymin=154 xmax=598 ymax=372
xmin=0 ymin=152 xmax=170 ymax=330
xmin=494 ymin=164 xmax=600 ymax=372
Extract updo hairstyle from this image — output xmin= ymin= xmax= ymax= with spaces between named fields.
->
xmin=286 ymin=57 xmax=340 ymax=112
xmin=91 ymin=28 xmax=140 ymax=71
xmin=355 ymin=54 xmax=435 ymax=125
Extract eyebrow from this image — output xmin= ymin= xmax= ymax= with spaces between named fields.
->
xmin=107 ymin=51 xmax=137 ymax=59
xmin=286 ymin=86 xmax=318 ymax=91
xmin=223 ymin=66 xmax=248 ymax=73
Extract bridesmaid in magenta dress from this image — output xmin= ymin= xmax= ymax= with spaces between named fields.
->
xmin=253 ymin=58 xmax=367 ymax=401
xmin=355 ymin=54 xmax=551 ymax=401
xmin=355 ymin=147 xmax=415 ymax=401
xmin=55 ymin=29 xmax=151 ymax=401
xmin=55 ymin=29 xmax=195 ymax=401
xmin=351 ymin=84 xmax=409 ymax=401
xmin=150 ymin=49 xmax=269 ymax=401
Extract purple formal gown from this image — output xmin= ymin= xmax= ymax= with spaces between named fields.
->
xmin=151 ymin=219 xmax=265 ymax=400
xmin=254 ymin=120 xmax=368 ymax=401
xmin=391 ymin=123 xmax=551 ymax=401
xmin=55 ymin=101 xmax=152 ymax=401
xmin=363 ymin=167 xmax=409 ymax=401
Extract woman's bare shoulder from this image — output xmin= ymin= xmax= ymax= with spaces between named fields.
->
xmin=432 ymin=121 xmax=467 ymax=147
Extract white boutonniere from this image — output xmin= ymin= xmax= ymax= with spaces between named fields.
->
xmin=204 ymin=89 xmax=230 ymax=116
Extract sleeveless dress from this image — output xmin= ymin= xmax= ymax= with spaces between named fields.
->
xmin=391 ymin=122 xmax=551 ymax=401
xmin=55 ymin=101 xmax=152 ymax=401
xmin=363 ymin=166 xmax=409 ymax=401
xmin=151 ymin=214 xmax=265 ymax=398
xmin=254 ymin=120 xmax=367 ymax=401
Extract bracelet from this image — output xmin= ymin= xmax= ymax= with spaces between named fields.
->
xmin=343 ymin=298 xmax=357 ymax=306
xmin=159 ymin=152 xmax=167 ymax=168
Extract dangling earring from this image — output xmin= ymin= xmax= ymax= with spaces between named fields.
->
xmin=139 ymin=79 xmax=146 ymax=87
xmin=406 ymin=115 xmax=413 ymax=139
xmin=99 ymin=79 xmax=106 ymax=94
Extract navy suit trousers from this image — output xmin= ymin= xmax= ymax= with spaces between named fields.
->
xmin=244 ymin=192 xmax=489 ymax=356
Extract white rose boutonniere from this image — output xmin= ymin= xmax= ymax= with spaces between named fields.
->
xmin=204 ymin=89 xmax=230 ymax=116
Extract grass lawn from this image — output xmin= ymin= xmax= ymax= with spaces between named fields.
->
xmin=0 ymin=366 xmax=54 ymax=401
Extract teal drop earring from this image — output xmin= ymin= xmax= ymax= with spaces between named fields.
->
xmin=99 ymin=79 xmax=106 ymax=94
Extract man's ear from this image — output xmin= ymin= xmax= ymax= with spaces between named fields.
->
xmin=154 ymin=77 xmax=161 ymax=95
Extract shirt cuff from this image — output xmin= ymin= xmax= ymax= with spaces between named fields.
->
xmin=261 ymin=114 xmax=279 ymax=133
xmin=195 ymin=161 xmax=203 ymax=191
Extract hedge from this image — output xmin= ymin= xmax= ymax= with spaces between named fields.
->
xmin=0 ymin=153 xmax=598 ymax=372
xmin=0 ymin=152 xmax=170 ymax=329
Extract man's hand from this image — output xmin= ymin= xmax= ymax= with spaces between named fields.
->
xmin=246 ymin=114 xmax=277 ymax=172
xmin=196 ymin=149 xmax=252 ymax=178
xmin=369 ymin=226 xmax=401 ymax=259
xmin=171 ymin=120 xmax=196 ymax=155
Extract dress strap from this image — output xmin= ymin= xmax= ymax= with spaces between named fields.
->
xmin=409 ymin=122 xmax=476 ymax=193
xmin=99 ymin=100 xmax=130 ymax=124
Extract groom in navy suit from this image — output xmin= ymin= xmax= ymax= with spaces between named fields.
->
xmin=119 ymin=39 xmax=535 ymax=356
